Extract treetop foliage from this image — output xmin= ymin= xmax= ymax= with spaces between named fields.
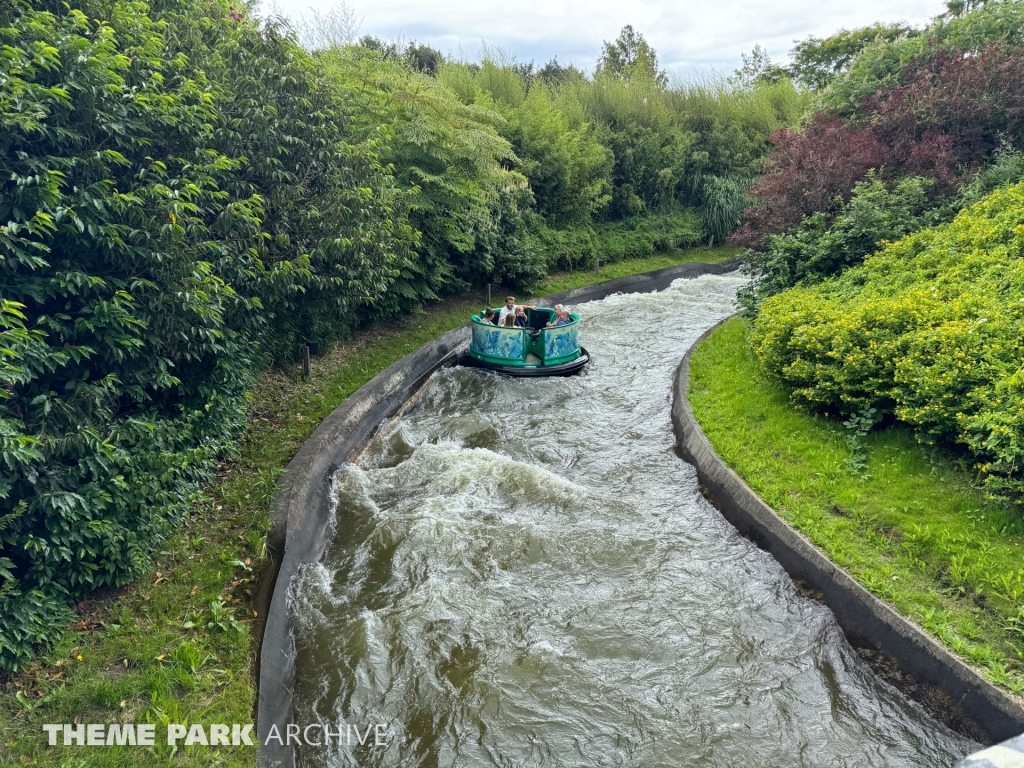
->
xmin=594 ymin=24 xmax=668 ymax=87
xmin=736 ymin=14 xmax=1024 ymax=253
xmin=730 ymin=45 xmax=791 ymax=87
xmin=787 ymin=24 xmax=919 ymax=90
xmin=819 ymin=0 xmax=1024 ymax=114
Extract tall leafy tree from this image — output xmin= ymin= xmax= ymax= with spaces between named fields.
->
xmin=788 ymin=24 xmax=918 ymax=90
xmin=512 ymin=84 xmax=612 ymax=225
xmin=323 ymin=48 xmax=539 ymax=300
xmin=595 ymin=25 xmax=668 ymax=87
xmin=730 ymin=45 xmax=790 ymax=87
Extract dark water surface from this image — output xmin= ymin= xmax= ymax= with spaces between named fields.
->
xmin=289 ymin=274 xmax=977 ymax=767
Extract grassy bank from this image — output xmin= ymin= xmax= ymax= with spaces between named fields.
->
xmin=0 ymin=245 xmax=739 ymax=767
xmin=689 ymin=318 xmax=1024 ymax=698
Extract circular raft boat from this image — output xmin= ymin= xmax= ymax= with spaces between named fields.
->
xmin=462 ymin=306 xmax=590 ymax=377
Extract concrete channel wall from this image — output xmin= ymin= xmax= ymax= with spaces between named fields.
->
xmin=672 ymin=319 xmax=1024 ymax=747
xmin=253 ymin=259 xmax=742 ymax=767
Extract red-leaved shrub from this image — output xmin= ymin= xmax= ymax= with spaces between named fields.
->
xmin=735 ymin=41 xmax=1024 ymax=247
xmin=733 ymin=115 xmax=889 ymax=246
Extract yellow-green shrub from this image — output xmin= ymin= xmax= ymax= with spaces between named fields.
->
xmin=752 ymin=183 xmax=1024 ymax=498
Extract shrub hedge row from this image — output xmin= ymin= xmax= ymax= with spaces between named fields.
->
xmin=0 ymin=0 xmax=417 ymax=669
xmin=752 ymin=183 xmax=1024 ymax=501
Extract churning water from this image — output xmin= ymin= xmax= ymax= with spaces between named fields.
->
xmin=289 ymin=274 xmax=978 ymax=767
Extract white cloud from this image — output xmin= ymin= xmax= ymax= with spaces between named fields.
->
xmin=265 ymin=0 xmax=943 ymax=77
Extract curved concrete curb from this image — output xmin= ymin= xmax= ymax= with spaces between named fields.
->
xmin=956 ymin=732 xmax=1024 ymax=767
xmin=254 ymin=258 xmax=742 ymax=767
xmin=671 ymin=318 xmax=1024 ymax=746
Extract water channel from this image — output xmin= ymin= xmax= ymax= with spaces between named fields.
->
xmin=289 ymin=273 xmax=978 ymax=767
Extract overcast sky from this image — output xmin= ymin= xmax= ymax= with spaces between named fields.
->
xmin=263 ymin=0 xmax=944 ymax=79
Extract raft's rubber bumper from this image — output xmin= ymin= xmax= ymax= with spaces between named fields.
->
xmin=461 ymin=347 xmax=590 ymax=377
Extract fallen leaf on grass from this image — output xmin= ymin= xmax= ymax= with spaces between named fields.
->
xmin=67 ymin=620 xmax=101 ymax=632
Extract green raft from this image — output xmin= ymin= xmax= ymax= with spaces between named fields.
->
xmin=462 ymin=307 xmax=590 ymax=377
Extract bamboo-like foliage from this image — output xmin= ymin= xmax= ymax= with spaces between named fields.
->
xmin=696 ymin=174 xmax=753 ymax=244
xmin=432 ymin=44 xmax=806 ymax=229
xmin=320 ymin=47 xmax=536 ymax=304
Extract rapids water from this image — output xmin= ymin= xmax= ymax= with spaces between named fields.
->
xmin=289 ymin=274 xmax=978 ymax=767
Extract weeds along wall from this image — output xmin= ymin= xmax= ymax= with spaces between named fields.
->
xmin=0 ymin=1 xmax=799 ymax=669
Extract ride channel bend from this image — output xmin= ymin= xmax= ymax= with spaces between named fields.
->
xmin=287 ymin=274 xmax=977 ymax=768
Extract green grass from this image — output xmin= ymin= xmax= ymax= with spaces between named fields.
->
xmin=0 ymin=244 xmax=736 ymax=767
xmin=689 ymin=318 xmax=1024 ymax=698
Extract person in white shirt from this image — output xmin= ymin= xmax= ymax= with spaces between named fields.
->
xmin=498 ymin=296 xmax=537 ymax=325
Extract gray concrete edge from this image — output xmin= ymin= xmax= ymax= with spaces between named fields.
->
xmin=671 ymin=317 xmax=1024 ymax=746
xmin=254 ymin=258 xmax=743 ymax=767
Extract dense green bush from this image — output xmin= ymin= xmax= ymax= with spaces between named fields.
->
xmin=0 ymin=0 xmax=254 ymax=669
xmin=739 ymin=174 xmax=953 ymax=311
xmin=530 ymin=210 xmax=703 ymax=272
xmin=0 ymin=0 xmax=405 ymax=669
xmin=752 ymin=183 xmax=1024 ymax=500
xmin=205 ymin=24 xmax=412 ymax=362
